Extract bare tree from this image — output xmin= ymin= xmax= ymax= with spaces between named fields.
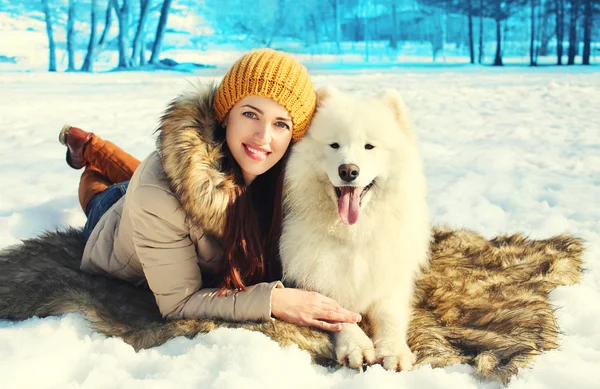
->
xmin=538 ymin=0 xmax=553 ymax=56
xmin=362 ymin=0 xmax=369 ymax=62
xmin=334 ymin=0 xmax=342 ymax=53
xmin=555 ymin=0 xmax=566 ymax=64
xmin=481 ymin=0 xmax=527 ymax=66
xmin=111 ymin=0 xmax=132 ymax=69
xmin=479 ymin=0 xmax=484 ymax=63
xmin=382 ymin=0 xmax=399 ymax=50
xmin=131 ymin=0 xmax=152 ymax=66
xmin=42 ymin=0 xmax=57 ymax=72
xmin=67 ymin=0 xmax=76 ymax=71
xmin=493 ymin=17 xmax=503 ymax=65
xmin=530 ymin=0 xmax=538 ymax=65
xmin=567 ymin=0 xmax=581 ymax=65
xmin=467 ymin=0 xmax=475 ymax=63
xmin=140 ymin=35 xmax=147 ymax=65
xmin=81 ymin=0 xmax=98 ymax=72
xmin=98 ymin=1 xmax=114 ymax=47
xmin=149 ymin=0 xmax=173 ymax=64
xmin=581 ymin=0 xmax=595 ymax=64
xmin=309 ymin=13 xmax=320 ymax=46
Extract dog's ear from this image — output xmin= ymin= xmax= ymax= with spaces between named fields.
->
xmin=316 ymin=85 xmax=340 ymax=107
xmin=380 ymin=89 xmax=414 ymax=137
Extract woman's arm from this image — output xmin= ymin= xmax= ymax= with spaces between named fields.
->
xmin=129 ymin=185 xmax=279 ymax=322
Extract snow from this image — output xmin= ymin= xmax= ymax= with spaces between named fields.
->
xmin=0 ymin=65 xmax=599 ymax=388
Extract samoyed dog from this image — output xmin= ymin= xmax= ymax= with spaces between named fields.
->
xmin=280 ymin=86 xmax=431 ymax=371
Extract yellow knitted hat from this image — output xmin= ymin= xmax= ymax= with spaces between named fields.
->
xmin=214 ymin=48 xmax=316 ymax=143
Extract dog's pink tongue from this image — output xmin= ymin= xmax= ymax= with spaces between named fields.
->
xmin=338 ymin=187 xmax=362 ymax=225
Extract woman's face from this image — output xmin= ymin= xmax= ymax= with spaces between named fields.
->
xmin=224 ymin=95 xmax=293 ymax=185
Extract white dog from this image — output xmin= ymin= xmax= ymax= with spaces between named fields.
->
xmin=280 ymin=86 xmax=431 ymax=371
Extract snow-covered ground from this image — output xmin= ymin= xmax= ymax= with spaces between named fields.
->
xmin=0 ymin=67 xmax=599 ymax=388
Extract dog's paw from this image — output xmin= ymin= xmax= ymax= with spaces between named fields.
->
xmin=374 ymin=340 xmax=416 ymax=371
xmin=335 ymin=326 xmax=376 ymax=370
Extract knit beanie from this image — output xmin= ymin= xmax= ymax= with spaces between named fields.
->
xmin=214 ymin=48 xmax=316 ymax=143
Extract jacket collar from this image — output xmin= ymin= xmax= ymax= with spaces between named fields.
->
xmin=155 ymin=83 xmax=236 ymax=239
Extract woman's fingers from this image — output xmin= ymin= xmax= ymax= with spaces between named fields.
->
xmin=312 ymin=320 xmax=343 ymax=332
xmin=317 ymin=298 xmax=362 ymax=323
xmin=316 ymin=308 xmax=360 ymax=324
xmin=339 ymin=308 xmax=362 ymax=323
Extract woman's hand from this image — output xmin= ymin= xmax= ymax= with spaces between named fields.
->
xmin=271 ymin=287 xmax=362 ymax=332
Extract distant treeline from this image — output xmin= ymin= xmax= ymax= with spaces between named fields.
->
xmin=40 ymin=0 xmax=173 ymax=71
xmin=27 ymin=0 xmax=600 ymax=71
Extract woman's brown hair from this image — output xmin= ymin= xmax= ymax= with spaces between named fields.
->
xmin=216 ymin=141 xmax=288 ymax=292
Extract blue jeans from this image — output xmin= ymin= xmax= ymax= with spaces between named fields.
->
xmin=83 ymin=181 xmax=130 ymax=242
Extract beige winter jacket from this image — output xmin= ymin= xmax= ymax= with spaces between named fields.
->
xmin=81 ymin=85 xmax=281 ymax=322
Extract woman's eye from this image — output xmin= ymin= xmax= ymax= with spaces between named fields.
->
xmin=365 ymin=144 xmax=375 ymax=150
xmin=275 ymin=121 xmax=290 ymax=130
xmin=243 ymin=111 xmax=258 ymax=119
xmin=330 ymin=143 xmax=340 ymax=149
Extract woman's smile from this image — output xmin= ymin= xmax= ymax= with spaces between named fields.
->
xmin=243 ymin=143 xmax=271 ymax=161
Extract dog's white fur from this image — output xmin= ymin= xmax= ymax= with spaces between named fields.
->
xmin=280 ymin=86 xmax=431 ymax=371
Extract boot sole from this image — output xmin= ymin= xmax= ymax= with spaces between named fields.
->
xmin=59 ymin=124 xmax=85 ymax=169
xmin=58 ymin=124 xmax=72 ymax=145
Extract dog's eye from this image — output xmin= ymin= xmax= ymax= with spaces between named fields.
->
xmin=365 ymin=144 xmax=375 ymax=150
xmin=330 ymin=143 xmax=340 ymax=149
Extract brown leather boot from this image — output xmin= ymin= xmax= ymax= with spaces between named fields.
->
xmin=58 ymin=125 xmax=94 ymax=169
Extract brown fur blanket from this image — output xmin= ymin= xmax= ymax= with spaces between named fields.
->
xmin=0 ymin=227 xmax=583 ymax=383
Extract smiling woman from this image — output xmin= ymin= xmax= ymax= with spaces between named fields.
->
xmin=56 ymin=48 xmax=363 ymax=332
xmin=224 ymin=96 xmax=294 ymax=185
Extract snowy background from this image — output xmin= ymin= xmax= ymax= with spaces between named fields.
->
xmin=1 ymin=0 xmax=598 ymax=72
xmin=1 ymin=1 xmax=600 ymax=388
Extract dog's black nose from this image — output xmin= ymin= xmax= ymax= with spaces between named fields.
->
xmin=338 ymin=164 xmax=360 ymax=182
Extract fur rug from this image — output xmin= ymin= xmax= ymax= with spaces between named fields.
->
xmin=0 ymin=227 xmax=583 ymax=383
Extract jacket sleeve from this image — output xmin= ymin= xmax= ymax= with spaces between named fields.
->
xmin=128 ymin=184 xmax=282 ymax=322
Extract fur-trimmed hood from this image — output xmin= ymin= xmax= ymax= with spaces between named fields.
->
xmin=155 ymin=84 xmax=236 ymax=239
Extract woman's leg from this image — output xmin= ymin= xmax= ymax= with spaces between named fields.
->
xmin=83 ymin=133 xmax=141 ymax=184
xmin=78 ymin=166 xmax=112 ymax=213
xmin=60 ymin=125 xmax=142 ymax=211
xmin=60 ymin=125 xmax=141 ymax=183
xmin=81 ymin=178 xmax=130 ymax=241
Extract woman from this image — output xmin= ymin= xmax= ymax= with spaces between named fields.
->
xmin=59 ymin=48 xmax=361 ymax=332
